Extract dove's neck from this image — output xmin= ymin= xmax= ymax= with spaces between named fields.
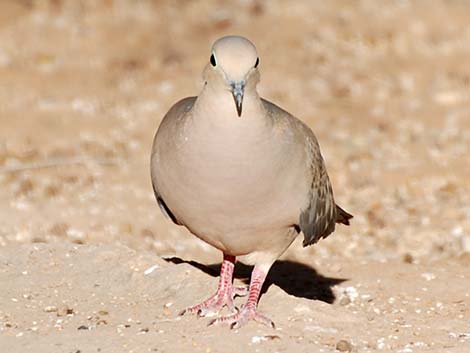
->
xmin=193 ymin=83 xmax=267 ymax=127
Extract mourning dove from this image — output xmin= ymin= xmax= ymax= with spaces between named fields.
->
xmin=151 ymin=35 xmax=352 ymax=329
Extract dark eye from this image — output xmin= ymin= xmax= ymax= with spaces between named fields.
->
xmin=254 ymin=57 xmax=259 ymax=68
xmin=210 ymin=54 xmax=216 ymax=67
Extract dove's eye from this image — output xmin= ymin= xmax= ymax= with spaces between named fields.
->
xmin=210 ymin=54 xmax=217 ymax=67
xmin=254 ymin=57 xmax=259 ymax=68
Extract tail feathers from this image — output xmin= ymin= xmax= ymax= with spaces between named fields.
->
xmin=336 ymin=205 xmax=353 ymax=225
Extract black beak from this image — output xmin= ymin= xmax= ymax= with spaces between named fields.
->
xmin=231 ymin=81 xmax=245 ymax=117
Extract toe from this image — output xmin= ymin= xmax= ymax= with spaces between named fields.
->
xmin=253 ymin=311 xmax=275 ymax=328
xmin=181 ymin=293 xmax=235 ymax=317
xmin=198 ymin=306 xmax=221 ymax=317
xmin=209 ymin=307 xmax=275 ymax=329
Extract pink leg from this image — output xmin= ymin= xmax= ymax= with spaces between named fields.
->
xmin=180 ymin=254 xmax=247 ymax=317
xmin=209 ymin=265 xmax=275 ymax=329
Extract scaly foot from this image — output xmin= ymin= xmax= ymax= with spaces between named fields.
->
xmin=180 ymin=285 xmax=248 ymax=317
xmin=210 ymin=265 xmax=274 ymax=329
xmin=179 ymin=255 xmax=247 ymax=317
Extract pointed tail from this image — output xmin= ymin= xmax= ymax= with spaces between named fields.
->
xmin=336 ymin=204 xmax=353 ymax=225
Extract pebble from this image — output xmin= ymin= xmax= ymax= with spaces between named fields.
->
xmin=144 ymin=264 xmax=160 ymax=275
xmin=421 ymin=273 xmax=436 ymax=281
xmin=44 ymin=306 xmax=58 ymax=313
xmin=57 ymin=304 xmax=74 ymax=316
xmin=336 ymin=339 xmax=353 ymax=352
xmin=339 ymin=297 xmax=351 ymax=306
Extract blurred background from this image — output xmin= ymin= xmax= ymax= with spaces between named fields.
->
xmin=0 ymin=0 xmax=469 ymax=265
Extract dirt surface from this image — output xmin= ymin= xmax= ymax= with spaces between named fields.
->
xmin=1 ymin=243 xmax=469 ymax=353
xmin=0 ymin=1 xmax=469 ymax=352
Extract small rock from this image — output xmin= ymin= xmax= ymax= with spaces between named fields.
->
xmin=251 ymin=336 xmax=265 ymax=344
xmin=340 ymin=286 xmax=358 ymax=303
xmin=421 ymin=272 xmax=436 ymax=281
xmin=339 ymin=296 xmax=351 ymax=306
xmin=44 ymin=306 xmax=58 ymax=313
xmin=402 ymin=253 xmax=414 ymax=264
xmin=57 ymin=305 xmax=74 ymax=316
xmin=336 ymin=339 xmax=353 ymax=352
xmin=144 ymin=264 xmax=160 ymax=275
xmin=345 ymin=287 xmax=358 ymax=298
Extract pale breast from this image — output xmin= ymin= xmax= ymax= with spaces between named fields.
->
xmin=153 ymin=110 xmax=310 ymax=254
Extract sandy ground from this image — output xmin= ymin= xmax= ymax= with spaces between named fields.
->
xmin=0 ymin=1 xmax=469 ymax=352
xmin=1 ymin=243 xmax=469 ymax=353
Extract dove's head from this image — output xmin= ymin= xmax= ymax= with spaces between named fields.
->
xmin=203 ymin=36 xmax=260 ymax=117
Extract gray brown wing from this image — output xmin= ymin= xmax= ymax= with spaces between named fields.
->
xmin=299 ymin=156 xmax=338 ymax=247
xmin=297 ymin=124 xmax=340 ymax=246
xmin=150 ymin=96 xmax=196 ymax=226
xmin=299 ymin=137 xmax=353 ymax=246
xmin=260 ymin=98 xmax=351 ymax=245
xmin=261 ymin=98 xmax=352 ymax=245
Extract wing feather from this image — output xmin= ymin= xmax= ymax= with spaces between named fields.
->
xmin=299 ymin=156 xmax=337 ymax=247
xmin=150 ymin=97 xmax=196 ymax=226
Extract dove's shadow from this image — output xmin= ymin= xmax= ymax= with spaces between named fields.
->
xmin=165 ymin=257 xmax=346 ymax=304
